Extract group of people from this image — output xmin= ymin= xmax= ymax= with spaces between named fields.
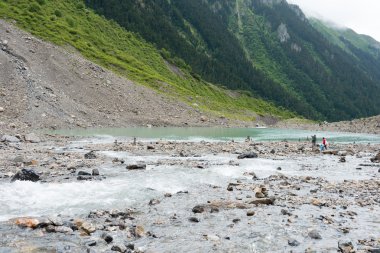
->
xmin=311 ymin=135 xmax=328 ymax=151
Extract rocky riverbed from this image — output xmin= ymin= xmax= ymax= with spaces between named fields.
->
xmin=0 ymin=132 xmax=380 ymax=253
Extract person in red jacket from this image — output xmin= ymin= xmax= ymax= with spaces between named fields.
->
xmin=322 ymin=137 xmax=328 ymax=150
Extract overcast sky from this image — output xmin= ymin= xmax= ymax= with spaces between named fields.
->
xmin=287 ymin=0 xmax=380 ymax=42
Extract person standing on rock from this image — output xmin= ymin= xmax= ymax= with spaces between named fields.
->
xmin=322 ymin=137 xmax=328 ymax=150
xmin=311 ymin=135 xmax=317 ymax=147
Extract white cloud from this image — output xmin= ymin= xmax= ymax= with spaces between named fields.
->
xmin=287 ymin=0 xmax=380 ymax=42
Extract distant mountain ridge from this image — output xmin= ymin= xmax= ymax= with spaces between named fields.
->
xmin=85 ymin=0 xmax=380 ymax=121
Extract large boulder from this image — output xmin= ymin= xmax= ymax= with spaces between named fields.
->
xmin=238 ymin=152 xmax=258 ymax=159
xmin=370 ymin=152 xmax=380 ymax=163
xmin=1 ymin=135 xmax=20 ymax=143
xmin=11 ymin=169 xmax=40 ymax=182
xmin=24 ymin=133 xmax=41 ymax=143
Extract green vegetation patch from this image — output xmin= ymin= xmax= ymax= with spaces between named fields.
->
xmin=0 ymin=0 xmax=295 ymax=121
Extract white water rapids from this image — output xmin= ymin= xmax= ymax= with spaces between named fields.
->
xmin=0 ymin=151 xmax=376 ymax=222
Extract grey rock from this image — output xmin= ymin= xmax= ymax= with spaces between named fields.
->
xmin=54 ymin=226 xmax=73 ymax=233
xmin=85 ymin=240 xmax=97 ymax=247
xmin=338 ymin=240 xmax=354 ymax=253
xmin=78 ymin=171 xmax=91 ymax=176
xmin=84 ymin=151 xmax=97 ymax=159
xmin=92 ymin=169 xmax=100 ymax=176
xmin=238 ymin=152 xmax=258 ymax=159
xmin=24 ymin=133 xmax=41 ymax=143
xmin=149 ymin=199 xmax=160 ymax=206
xmin=77 ymin=175 xmax=93 ymax=181
xmin=48 ymin=216 xmax=63 ymax=226
xmin=308 ymin=229 xmax=322 ymax=239
xmin=188 ymin=217 xmax=200 ymax=223
xmin=288 ymin=239 xmax=300 ymax=246
xmin=11 ymin=168 xmax=40 ymax=182
xmin=1 ymin=135 xmax=20 ymax=143
xmin=126 ymin=164 xmax=146 ymax=170
xmin=111 ymin=244 xmax=127 ymax=252
xmin=101 ymin=233 xmax=113 ymax=244
xmin=13 ymin=155 xmax=25 ymax=163
xmin=192 ymin=205 xmax=205 ymax=214
xmin=247 ymin=197 xmax=275 ymax=205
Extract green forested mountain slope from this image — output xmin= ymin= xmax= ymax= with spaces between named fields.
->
xmin=0 ymin=0 xmax=295 ymax=121
xmin=85 ymin=0 xmax=380 ymax=121
xmin=310 ymin=18 xmax=380 ymax=81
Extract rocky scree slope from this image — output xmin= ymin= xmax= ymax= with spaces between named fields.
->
xmin=0 ymin=20 xmax=229 ymax=132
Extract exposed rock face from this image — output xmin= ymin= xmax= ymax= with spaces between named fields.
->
xmin=277 ymin=23 xmax=290 ymax=43
xmin=11 ymin=168 xmax=40 ymax=182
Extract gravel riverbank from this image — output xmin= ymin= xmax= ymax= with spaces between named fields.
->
xmin=1 ymin=133 xmax=379 ymax=253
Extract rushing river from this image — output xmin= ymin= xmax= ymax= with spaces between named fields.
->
xmin=1 ymin=129 xmax=379 ymax=252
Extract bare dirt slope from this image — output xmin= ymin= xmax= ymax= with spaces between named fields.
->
xmin=0 ymin=20 xmax=234 ymax=134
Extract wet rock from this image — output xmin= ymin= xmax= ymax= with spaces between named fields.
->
xmin=84 ymin=240 xmax=97 ymax=247
xmin=77 ymin=175 xmax=93 ymax=181
xmin=126 ymin=164 xmax=146 ymax=170
xmin=338 ymin=240 xmax=354 ymax=253
xmin=371 ymin=152 xmax=380 ymax=163
xmin=247 ymin=197 xmax=275 ymax=205
xmin=78 ymin=171 xmax=91 ymax=176
xmin=340 ymin=156 xmax=346 ymax=163
xmin=277 ymin=167 xmax=282 ymax=171
xmin=192 ymin=205 xmax=205 ymax=214
xmin=188 ymin=217 xmax=200 ymax=223
xmin=81 ymin=222 xmax=96 ymax=235
xmin=24 ymin=133 xmax=41 ymax=143
xmin=149 ymin=199 xmax=160 ymax=206
xmin=126 ymin=243 xmax=135 ymax=250
xmin=11 ymin=168 xmax=40 ymax=182
xmin=308 ymin=229 xmax=322 ymax=239
xmin=247 ymin=210 xmax=255 ymax=216
xmin=288 ymin=239 xmax=300 ymax=246
xmin=111 ymin=244 xmax=127 ymax=252
xmin=270 ymin=149 xmax=276 ymax=154
xmin=147 ymin=145 xmax=155 ymax=150
xmin=164 ymin=193 xmax=172 ymax=198
xmin=84 ymin=151 xmax=97 ymax=159
xmin=14 ymin=217 xmax=40 ymax=228
xmin=281 ymin=209 xmax=292 ymax=216
xmin=238 ymin=152 xmax=258 ymax=159
xmin=1 ymin=135 xmax=20 ymax=143
xmin=92 ymin=169 xmax=100 ymax=176
xmin=101 ymin=233 xmax=113 ymax=244
xmin=232 ymin=218 xmax=241 ymax=223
